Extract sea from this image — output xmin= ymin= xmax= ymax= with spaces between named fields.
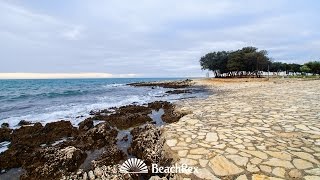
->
xmin=0 ymin=78 xmax=204 ymax=128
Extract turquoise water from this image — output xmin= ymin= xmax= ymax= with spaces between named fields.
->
xmin=0 ymin=78 xmax=198 ymax=127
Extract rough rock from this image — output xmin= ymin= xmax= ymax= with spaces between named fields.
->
xmin=18 ymin=120 xmax=32 ymax=126
xmin=128 ymin=124 xmax=172 ymax=167
xmin=1 ymin=123 xmax=9 ymax=129
xmin=87 ymin=104 xmax=152 ymax=129
xmin=78 ymin=119 xmax=94 ymax=131
xmin=0 ymin=128 xmax=11 ymax=142
xmin=128 ymin=79 xmax=193 ymax=88
xmin=21 ymin=146 xmax=86 ymax=180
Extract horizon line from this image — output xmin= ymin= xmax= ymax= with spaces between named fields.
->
xmin=0 ymin=73 xmax=198 ymax=80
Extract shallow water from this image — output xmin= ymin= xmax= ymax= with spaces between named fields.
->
xmin=79 ymin=147 xmax=106 ymax=171
xmin=0 ymin=78 xmax=207 ymax=128
xmin=0 ymin=168 xmax=25 ymax=180
xmin=117 ymin=129 xmax=134 ymax=157
xmin=80 ymin=108 xmax=167 ymax=171
xmin=149 ymin=108 xmax=165 ymax=126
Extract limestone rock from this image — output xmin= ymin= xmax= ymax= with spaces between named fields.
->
xmin=265 ymin=151 xmax=292 ymax=160
xmin=193 ymin=168 xmax=219 ymax=180
xmin=252 ymin=174 xmax=283 ymax=180
xmin=272 ymin=167 xmax=285 ymax=178
xmin=205 ymin=132 xmax=218 ymax=142
xmin=291 ymin=152 xmax=319 ymax=164
xmin=293 ymin=158 xmax=313 ymax=169
xmin=262 ymin=158 xmax=294 ymax=169
xmin=259 ymin=165 xmax=272 ymax=173
xmin=305 ymin=176 xmax=320 ymax=180
xmin=166 ymin=139 xmax=177 ymax=147
xmin=305 ymin=168 xmax=320 ymax=176
xmin=288 ymin=169 xmax=302 ymax=179
xmin=242 ymin=150 xmax=268 ymax=159
xmin=226 ymin=155 xmax=249 ymax=166
xmin=189 ymin=147 xmax=209 ymax=155
xmin=209 ymin=155 xmax=244 ymax=176
xmin=236 ymin=174 xmax=248 ymax=180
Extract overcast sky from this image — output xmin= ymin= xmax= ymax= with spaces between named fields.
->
xmin=0 ymin=0 xmax=320 ymax=78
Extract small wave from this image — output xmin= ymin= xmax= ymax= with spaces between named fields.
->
xmin=8 ymin=90 xmax=90 ymax=101
xmin=45 ymin=90 xmax=89 ymax=98
xmin=103 ymin=83 xmax=126 ymax=88
xmin=0 ymin=141 xmax=10 ymax=153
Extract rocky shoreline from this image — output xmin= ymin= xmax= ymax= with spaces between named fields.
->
xmin=0 ymin=80 xmax=196 ymax=180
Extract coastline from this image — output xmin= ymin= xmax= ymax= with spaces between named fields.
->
xmin=163 ymin=78 xmax=320 ymax=179
xmin=0 ymin=79 xmax=203 ymax=179
xmin=1 ymin=78 xmax=319 ymax=179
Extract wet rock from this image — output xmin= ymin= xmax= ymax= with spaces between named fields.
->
xmin=0 ymin=128 xmax=11 ymax=142
xmin=128 ymin=124 xmax=172 ymax=166
xmin=91 ymin=145 xmax=126 ymax=168
xmin=10 ymin=122 xmax=44 ymax=147
xmin=79 ymin=119 xmax=94 ymax=131
xmin=89 ymin=110 xmax=98 ymax=116
xmin=21 ymin=146 xmax=86 ymax=180
xmin=42 ymin=121 xmax=78 ymax=143
xmin=147 ymin=101 xmax=187 ymax=123
xmin=121 ymin=134 xmax=128 ymax=141
xmin=18 ymin=120 xmax=32 ymax=126
xmin=1 ymin=123 xmax=9 ymax=129
xmin=0 ymin=121 xmax=78 ymax=171
xmin=87 ymin=105 xmax=152 ymax=129
xmin=66 ymin=123 xmax=118 ymax=151
xmin=161 ymin=105 xmax=186 ymax=123
xmin=89 ymin=109 xmax=112 ymax=116
xmin=128 ymin=79 xmax=193 ymax=88
xmin=63 ymin=165 xmax=132 ymax=180
xmin=147 ymin=101 xmax=168 ymax=110
xmin=165 ymin=89 xmax=191 ymax=94
xmin=0 ymin=144 xmax=35 ymax=171
xmin=10 ymin=121 xmax=77 ymax=147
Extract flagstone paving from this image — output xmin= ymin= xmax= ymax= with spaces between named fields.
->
xmin=163 ymin=79 xmax=320 ymax=180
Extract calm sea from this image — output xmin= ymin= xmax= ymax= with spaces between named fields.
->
xmin=0 ymin=78 xmax=201 ymax=127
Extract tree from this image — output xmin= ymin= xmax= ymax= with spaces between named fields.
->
xmin=199 ymin=51 xmax=229 ymax=77
xmin=300 ymin=65 xmax=311 ymax=74
xmin=199 ymin=46 xmax=271 ymax=78
xmin=304 ymin=61 xmax=320 ymax=75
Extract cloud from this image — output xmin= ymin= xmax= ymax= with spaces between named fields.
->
xmin=62 ymin=26 xmax=84 ymax=40
xmin=0 ymin=73 xmax=139 ymax=79
xmin=0 ymin=0 xmax=319 ymax=77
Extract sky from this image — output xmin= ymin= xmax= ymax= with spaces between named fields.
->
xmin=0 ymin=0 xmax=320 ymax=78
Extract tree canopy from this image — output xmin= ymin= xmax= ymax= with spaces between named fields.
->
xmin=200 ymin=46 xmax=320 ymax=77
xmin=200 ymin=46 xmax=270 ymax=77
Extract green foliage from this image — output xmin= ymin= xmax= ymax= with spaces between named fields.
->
xmin=300 ymin=65 xmax=311 ymax=73
xmin=200 ymin=46 xmax=270 ymax=77
xmin=270 ymin=62 xmax=302 ymax=74
xmin=304 ymin=61 xmax=320 ymax=75
xmin=199 ymin=51 xmax=228 ymax=77
xmin=200 ymin=47 xmax=320 ymax=78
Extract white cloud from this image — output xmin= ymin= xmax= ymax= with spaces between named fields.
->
xmin=0 ymin=0 xmax=319 ymax=77
xmin=62 ymin=26 xmax=84 ymax=40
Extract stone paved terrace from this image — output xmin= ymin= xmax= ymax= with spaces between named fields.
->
xmin=163 ymin=78 xmax=320 ymax=180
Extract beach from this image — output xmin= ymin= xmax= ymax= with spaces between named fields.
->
xmin=0 ymin=78 xmax=320 ymax=179
xmin=164 ymin=78 xmax=320 ymax=179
